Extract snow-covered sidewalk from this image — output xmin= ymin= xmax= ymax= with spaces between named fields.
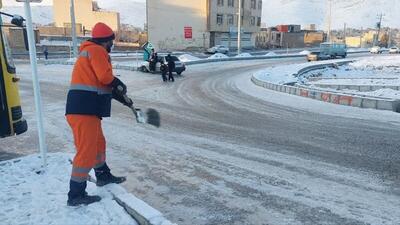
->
xmin=0 ymin=153 xmax=138 ymax=225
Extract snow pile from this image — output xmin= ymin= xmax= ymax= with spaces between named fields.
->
xmin=254 ymin=59 xmax=351 ymax=85
xmin=265 ymin=52 xmax=277 ymax=56
xmin=363 ymin=88 xmax=400 ymax=99
xmin=234 ymin=53 xmax=252 ymax=58
xmin=350 ymin=55 xmax=400 ymax=69
xmin=67 ymin=58 xmax=77 ymax=63
xmin=178 ymin=54 xmax=201 ymax=62
xmin=298 ymin=50 xmax=311 ymax=55
xmin=208 ymin=53 xmax=229 ymax=59
xmin=0 ymin=153 xmax=137 ymax=225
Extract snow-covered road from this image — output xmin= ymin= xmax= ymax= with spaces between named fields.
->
xmin=1 ymin=55 xmax=399 ymax=225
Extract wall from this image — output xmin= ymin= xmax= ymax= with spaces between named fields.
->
xmin=304 ymin=32 xmax=324 ymax=46
xmin=53 ymin=0 xmax=120 ymax=33
xmin=7 ymin=28 xmax=39 ymax=49
xmin=38 ymin=26 xmax=82 ymax=37
xmin=148 ymin=0 xmax=209 ymax=51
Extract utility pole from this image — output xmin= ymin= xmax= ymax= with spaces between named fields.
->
xmin=343 ymin=23 xmax=346 ymax=44
xmin=360 ymin=27 xmax=363 ymax=48
xmin=237 ymin=0 xmax=242 ymax=55
xmin=327 ymin=0 xmax=332 ymax=42
xmin=70 ymin=0 xmax=78 ymax=58
xmin=146 ymin=0 xmax=149 ymax=42
xmin=374 ymin=13 xmax=384 ymax=46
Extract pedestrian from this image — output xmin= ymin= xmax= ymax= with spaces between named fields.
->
xmin=43 ymin=47 xmax=48 ymax=60
xmin=160 ymin=60 xmax=168 ymax=82
xmin=166 ymin=54 xmax=175 ymax=82
xmin=65 ymin=22 xmax=133 ymax=206
xmin=149 ymin=49 xmax=157 ymax=73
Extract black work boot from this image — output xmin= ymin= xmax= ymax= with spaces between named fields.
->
xmin=67 ymin=180 xmax=101 ymax=206
xmin=95 ymin=163 xmax=126 ymax=187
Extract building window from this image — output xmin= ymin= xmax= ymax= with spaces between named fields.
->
xmin=218 ymin=0 xmax=224 ymax=6
xmin=242 ymin=0 xmax=245 ymax=8
xmin=217 ymin=14 xmax=223 ymax=25
xmin=227 ymin=14 xmax=234 ymax=25
xmin=258 ymin=0 xmax=262 ymax=9
xmin=257 ymin=17 xmax=261 ymax=27
xmin=251 ymin=0 xmax=256 ymax=9
xmin=250 ymin=16 xmax=255 ymax=26
xmin=228 ymin=0 xmax=234 ymax=7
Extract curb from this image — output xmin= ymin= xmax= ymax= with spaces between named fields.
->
xmin=311 ymin=83 xmax=400 ymax=91
xmin=251 ymin=64 xmax=400 ymax=112
xmin=104 ymin=184 xmax=177 ymax=225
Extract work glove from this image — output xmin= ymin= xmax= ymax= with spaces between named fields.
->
xmin=110 ymin=77 xmax=127 ymax=95
xmin=112 ymin=90 xmax=133 ymax=107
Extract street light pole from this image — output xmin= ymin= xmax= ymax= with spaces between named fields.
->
xmin=70 ymin=0 xmax=78 ymax=58
xmin=237 ymin=0 xmax=242 ymax=55
xmin=21 ymin=0 xmax=47 ymax=169
xmin=327 ymin=0 xmax=332 ymax=42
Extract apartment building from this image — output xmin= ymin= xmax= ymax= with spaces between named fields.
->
xmin=53 ymin=0 xmax=120 ymax=34
xmin=148 ymin=0 xmax=262 ymax=50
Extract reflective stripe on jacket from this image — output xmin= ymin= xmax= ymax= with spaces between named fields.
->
xmin=66 ymin=41 xmax=115 ymax=117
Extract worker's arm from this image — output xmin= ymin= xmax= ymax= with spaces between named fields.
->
xmin=90 ymin=48 xmax=115 ymax=85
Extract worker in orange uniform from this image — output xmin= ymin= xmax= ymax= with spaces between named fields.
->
xmin=65 ymin=22 xmax=133 ymax=206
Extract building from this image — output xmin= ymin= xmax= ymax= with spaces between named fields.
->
xmin=53 ymin=0 xmax=120 ymax=34
xmin=345 ymin=30 xmax=389 ymax=47
xmin=148 ymin=0 xmax=262 ymax=51
xmin=256 ymin=25 xmax=325 ymax=49
xmin=304 ymin=24 xmax=316 ymax=31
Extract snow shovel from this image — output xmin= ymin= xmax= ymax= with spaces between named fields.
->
xmin=122 ymin=94 xmax=160 ymax=128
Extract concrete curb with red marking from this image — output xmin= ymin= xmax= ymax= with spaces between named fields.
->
xmin=251 ymin=63 xmax=400 ymax=113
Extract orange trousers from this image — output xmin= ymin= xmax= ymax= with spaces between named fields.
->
xmin=66 ymin=115 xmax=106 ymax=183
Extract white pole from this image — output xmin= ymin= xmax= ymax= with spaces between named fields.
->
xmin=70 ymin=0 xmax=78 ymax=58
xmin=23 ymin=0 xmax=47 ymax=169
xmin=327 ymin=0 xmax=332 ymax=42
xmin=135 ymin=50 xmax=138 ymax=68
xmin=237 ymin=0 xmax=242 ymax=55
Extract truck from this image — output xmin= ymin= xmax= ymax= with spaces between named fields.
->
xmin=307 ymin=42 xmax=347 ymax=61
xmin=0 ymin=3 xmax=28 ymax=138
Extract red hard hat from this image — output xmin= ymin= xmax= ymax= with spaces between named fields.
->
xmin=92 ymin=22 xmax=115 ymax=41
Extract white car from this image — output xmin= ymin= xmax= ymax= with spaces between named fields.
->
xmin=370 ymin=46 xmax=383 ymax=54
xmin=389 ymin=47 xmax=400 ymax=54
xmin=207 ymin=45 xmax=229 ymax=54
xmin=139 ymin=55 xmax=186 ymax=75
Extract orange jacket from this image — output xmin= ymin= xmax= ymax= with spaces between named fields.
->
xmin=66 ymin=41 xmax=115 ymax=117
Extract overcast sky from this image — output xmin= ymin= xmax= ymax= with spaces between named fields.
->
xmin=2 ymin=0 xmax=398 ymax=29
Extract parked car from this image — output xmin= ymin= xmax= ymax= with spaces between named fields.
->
xmin=140 ymin=55 xmax=186 ymax=75
xmin=207 ymin=45 xmax=229 ymax=54
xmin=306 ymin=51 xmax=331 ymax=62
xmin=370 ymin=46 xmax=383 ymax=54
xmin=389 ymin=46 xmax=400 ymax=54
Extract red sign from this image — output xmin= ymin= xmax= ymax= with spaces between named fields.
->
xmin=184 ymin=27 xmax=192 ymax=39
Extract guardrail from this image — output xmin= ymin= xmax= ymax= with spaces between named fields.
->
xmin=251 ymin=61 xmax=400 ymax=113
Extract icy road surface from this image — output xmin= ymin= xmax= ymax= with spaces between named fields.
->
xmin=1 ymin=55 xmax=399 ymax=225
